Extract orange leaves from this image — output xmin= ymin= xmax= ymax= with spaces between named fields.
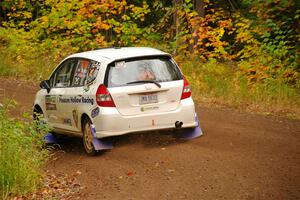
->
xmin=95 ymin=35 xmax=106 ymax=46
xmin=168 ymin=2 xmax=235 ymax=60
xmin=93 ymin=17 xmax=111 ymax=31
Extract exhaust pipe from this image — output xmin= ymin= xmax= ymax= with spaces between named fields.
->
xmin=175 ymin=121 xmax=183 ymax=128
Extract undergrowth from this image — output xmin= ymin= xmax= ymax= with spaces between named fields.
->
xmin=0 ymin=25 xmax=299 ymax=118
xmin=0 ymin=28 xmax=69 ymax=81
xmin=179 ymin=57 xmax=300 ymax=118
xmin=0 ymin=102 xmax=50 ymax=200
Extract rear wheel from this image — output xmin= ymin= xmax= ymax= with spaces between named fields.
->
xmin=82 ymin=118 xmax=96 ymax=156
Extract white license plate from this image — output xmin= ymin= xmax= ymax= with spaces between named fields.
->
xmin=139 ymin=94 xmax=158 ymax=105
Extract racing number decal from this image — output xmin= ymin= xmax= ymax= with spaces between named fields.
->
xmin=45 ymin=95 xmax=57 ymax=110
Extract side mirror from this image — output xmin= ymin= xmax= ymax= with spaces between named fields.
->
xmin=40 ymin=80 xmax=51 ymax=93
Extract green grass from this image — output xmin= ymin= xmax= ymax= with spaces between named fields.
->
xmin=180 ymin=58 xmax=300 ymax=118
xmin=0 ymin=28 xmax=65 ymax=81
xmin=0 ymin=104 xmax=49 ymax=199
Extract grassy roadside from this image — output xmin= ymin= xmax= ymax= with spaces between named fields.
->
xmin=179 ymin=58 xmax=300 ymax=119
xmin=0 ymin=103 xmax=49 ymax=199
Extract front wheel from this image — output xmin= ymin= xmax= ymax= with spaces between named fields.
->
xmin=82 ymin=118 xmax=96 ymax=156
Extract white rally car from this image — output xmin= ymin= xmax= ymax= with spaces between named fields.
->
xmin=34 ymin=47 xmax=201 ymax=155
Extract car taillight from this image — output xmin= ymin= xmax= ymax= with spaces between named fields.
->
xmin=181 ymin=77 xmax=192 ymax=100
xmin=96 ymin=84 xmax=115 ymax=107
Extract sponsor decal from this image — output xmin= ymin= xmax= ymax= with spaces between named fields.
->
xmin=72 ymin=109 xmax=78 ymax=128
xmin=82 ymin=97 xmax=94 ymax=105
xmin=91 ymin=107 xmax=100 ymax=118
xmin=83 ymin=85 xmax=90 ymax=92
xmin=140 ymin=106 xmax=159 ymax=112
xmin=45 ymin=95 xmax=57 ymax=110
xmin=58 ymin=96 xmax=94 ymax=105
xmin=86 ymin=61 xmax=101 ymax=83
xmin=115 ymin=61 xmax=125 ymax=68
xmin=63 ymin=118 xmax=72 ymax=126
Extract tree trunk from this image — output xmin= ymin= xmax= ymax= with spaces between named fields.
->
xmin=172 ymin=0 xmax=183 ymax=54
xmin=195 ymin=0 xmax=205 ymax=17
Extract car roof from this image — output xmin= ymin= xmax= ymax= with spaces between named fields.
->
xmin=67 ymin=47 xmax=171 ymax=63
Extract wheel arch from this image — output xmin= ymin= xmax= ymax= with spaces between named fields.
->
xmin=33 ymin=104 xmax=44 ymax=120
xmin=33 ymin=104 xmax=43 ymax=113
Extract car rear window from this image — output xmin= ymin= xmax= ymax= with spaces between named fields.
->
xmin=106 ymin=57 xmax=182 ymax=87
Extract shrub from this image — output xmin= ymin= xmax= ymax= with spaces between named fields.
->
xmin=179 ymin=57 xmax=300 ymax=117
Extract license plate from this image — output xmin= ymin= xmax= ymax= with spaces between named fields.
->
xmin=139 ymin=94 xmax=158 ymax=105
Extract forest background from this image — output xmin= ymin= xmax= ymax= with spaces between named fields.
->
xmin=0 ymin=0 xmax=299 ymax=198
xmin=0 ymin=0 xmax=299 ymax=116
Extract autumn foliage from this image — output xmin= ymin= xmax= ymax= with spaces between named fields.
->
xmin=0 ymin=0 xmax=299 ymax=115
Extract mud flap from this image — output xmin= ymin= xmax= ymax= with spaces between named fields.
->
xmin=44 ymin=133 xmax=58 ymax=144
xmin=90 ymin=124 xmax=113 ymax=151
xmin=181 ymin=113 xmax=203 ymax=139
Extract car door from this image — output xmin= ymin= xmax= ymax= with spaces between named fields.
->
xmin=58 ymin=58 xmax=100 ymax=134
xmin=58 ymin=58 xmax=90 ymax=133
xmin=65 ymin=58 xmax=101 ymax=132
xmin=45 ymin=58 xmax=77 ymax=130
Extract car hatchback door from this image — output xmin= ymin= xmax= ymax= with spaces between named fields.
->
xmin=106 ymin=56 xmax=184 ymax=116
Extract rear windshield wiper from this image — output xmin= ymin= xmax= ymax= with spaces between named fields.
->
xmin=126 ymin=80 xmax=161 ymax=88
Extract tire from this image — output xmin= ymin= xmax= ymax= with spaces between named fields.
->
xmin=82 ymin=118 xmax=97 ymax=156
xmin=33 ymin=106 xmax=43 ymax=121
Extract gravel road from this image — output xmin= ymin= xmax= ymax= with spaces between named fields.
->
xmin=1 ymin=78 xmax=299 ymax=200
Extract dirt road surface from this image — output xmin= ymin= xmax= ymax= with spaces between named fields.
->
xmin=1 ymin=78 xmax=299 ymax=200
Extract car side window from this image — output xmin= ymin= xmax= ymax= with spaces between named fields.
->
xmin=73 ymin=59 xmax=90 ymax=87
xmin=86 ymin=60 xmax=101 ymax=84
xmin=52 ymin=59 xmax=76 ymax=88
xmin=72 ymin=59 xmax=101 ymax=87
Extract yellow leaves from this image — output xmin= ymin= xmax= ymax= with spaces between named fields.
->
xmin=122 ymin=15 xmax=131 ymax=21
xmin=93 ymin=20 xmax=111 ymax=31
xmin=129 ymin=1 xmax=150 ymax=21
xmin=101 ymin=23 xmax=111 ymax=30
xmin=23 ymin=11 xmax=32 ymax=19
xmin=96 ymin=35 xmax=106 ymax=46
xmin=114 ymin=28 xmax=122 ymax=34
xmin=40 ymin=16 xmax=49 ymax=26
xmin=215 ymin=28 xmax=225 ymax=40
xmin=131 ymin=35 xmax=137 ymax=42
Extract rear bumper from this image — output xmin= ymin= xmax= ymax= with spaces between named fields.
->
xmin=92 ymin=98 xmax=197 ymax=138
